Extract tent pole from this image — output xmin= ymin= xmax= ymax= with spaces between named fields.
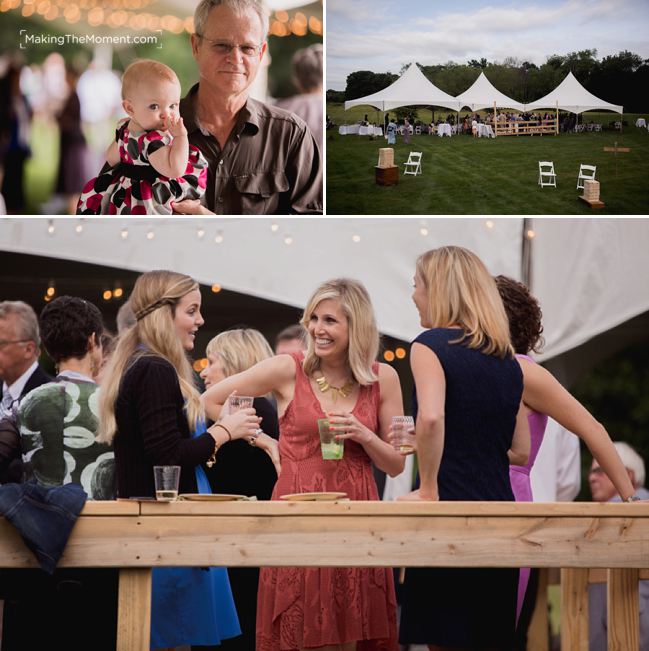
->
xmin=494 ymin=101 xmax=496 ymax=138
xmin=556 ymin=101 xmax=559 ymax=135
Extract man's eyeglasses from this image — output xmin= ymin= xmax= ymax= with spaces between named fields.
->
xmin=196 ymin=35 xmax=263 ymax=58
xmin=589 ymin=466 xmax=606 ymax=476
xmin=0 ymin=339 xmax=30 ymax=350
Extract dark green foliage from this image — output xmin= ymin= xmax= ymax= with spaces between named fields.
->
xmin=573 ymin=341 xmax=649 ymax=500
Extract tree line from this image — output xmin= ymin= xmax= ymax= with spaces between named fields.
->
xmin=328 ymin=50 xmax=649 ymax=112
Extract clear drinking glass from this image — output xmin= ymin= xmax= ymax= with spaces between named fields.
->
xmin=226 ymin=395 xmax=254 ymax=412
xmin=391 ymin=416 xmax=416 ymax=454
xmin=153 ymin=465 xmax=180 ymax=501
xmin=317 ymin=418 xmax=344 ymax=460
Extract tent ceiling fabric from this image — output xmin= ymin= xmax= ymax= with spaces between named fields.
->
xmin=456 ymin=72 xmax=525 ymax=112
xmin=525 ymin=71 xmax=623 ymax=114
xmin=0 ymin=219 xmax=520 ymax=344
xmin=2 ymin=220 xmax=646 ymax=365
xmin=344 ymin=63 xmax=460 ymax=112
xmin=532 ymin=219 xmax=649 ymax=361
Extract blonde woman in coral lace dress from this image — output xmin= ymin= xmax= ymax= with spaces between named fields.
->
xmin=203 ymin=278 xmax=405 ymax=651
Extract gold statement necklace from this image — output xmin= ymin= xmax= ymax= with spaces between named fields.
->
xmin=315 ymin=375 xmax=355 ymax=402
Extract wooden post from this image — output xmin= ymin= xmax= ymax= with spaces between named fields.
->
xmin=561 ymin=568 xmax=589 ymax=651
xmin=117 ymin=568 xmax=152 ymax=651
xmin=528 ymin=568 xmax=550 ymax=651
xmin=607 ymin=568 xmax=639 ymax=651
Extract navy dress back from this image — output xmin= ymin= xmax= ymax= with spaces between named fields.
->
xmin=412 ymin=328 xmax=522 ymax=501
xmin=401 ymin=328 xmax=524 ymax=649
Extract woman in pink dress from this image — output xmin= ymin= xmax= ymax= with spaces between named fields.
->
xmin=496 ymin=276 xmax=637 ymax=634
xmin=203 ymin=278 xmax=405 ymax=651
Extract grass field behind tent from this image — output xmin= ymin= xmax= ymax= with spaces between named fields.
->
xmin=326 ymin=105 xmax=649 ymax=215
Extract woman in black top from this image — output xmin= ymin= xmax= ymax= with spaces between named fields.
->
xmin=97 ymin=270 xmax=278 ymax=650
xmin=200 ymin=328 xmax=279 ymax=651
xmin=398 ymin=247 xmax=529 ymax=651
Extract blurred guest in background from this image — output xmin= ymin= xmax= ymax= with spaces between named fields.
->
xmin=0 ymin=63 xmax=32 ymax=213
xmin=55 ymin=64 xmax=90 ymax=215
xmin=276 ymin=44 xmax=323 ymax=155
xmin=274 ymin=323 xmax=308 ymax=355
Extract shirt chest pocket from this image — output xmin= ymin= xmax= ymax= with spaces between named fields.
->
xmin=234 ymin=171 xmax=289 ymax=212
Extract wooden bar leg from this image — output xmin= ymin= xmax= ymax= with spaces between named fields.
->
xmin=607 ymin=568 xmax=639 ymax=651
xmin=560 ymin=568 xmax=589 ymax=651
xmin=117 ymin=568 xmax=152 ymax=651
xmin=528 ymin=568 xmax=549 ymax=651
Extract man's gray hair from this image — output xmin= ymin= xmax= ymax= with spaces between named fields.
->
xmin=613 ymin=441 xmax=646 ymax=487
xmin=194 ymin=0 xmax=269 ymax=39
xmin=0 ymin=301 xmax=40 ymax=348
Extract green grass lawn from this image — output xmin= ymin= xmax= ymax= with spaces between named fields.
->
xmin=326 ymin=106 xmax=649 ymax=215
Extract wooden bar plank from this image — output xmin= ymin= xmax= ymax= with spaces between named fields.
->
xmin=608 ymin=568 xmax=639 ymax=651
xmin=561 ymin=568 xmax=589 ymax=651
xmin=117 ymin=569 xmax=151 ymax=651
xmin=0 ymin=514 xmax=638 ymax=569
xmin=136 ymin=499 xmax=649 ymax=517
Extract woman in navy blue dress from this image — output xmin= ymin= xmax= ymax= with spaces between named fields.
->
xmin=398 ymin=246 xmax=530 ymax=651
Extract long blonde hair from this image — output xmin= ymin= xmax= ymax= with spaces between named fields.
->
xmin=205 ymin=328 xmax=273 ymax=377
xmin=97 ymin=270 xmax=204 ymax=444
xmin=300 ymin=278 xmax=379 ymax=385
xmin=415 ymin=246 xmax=513 ymax=358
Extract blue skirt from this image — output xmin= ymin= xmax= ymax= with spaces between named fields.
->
xmin=150 ymin=446 xmax=240 ymax=649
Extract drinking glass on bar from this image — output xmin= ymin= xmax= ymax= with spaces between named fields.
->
xmin=153 ymin=465 xmax=180 ymax=501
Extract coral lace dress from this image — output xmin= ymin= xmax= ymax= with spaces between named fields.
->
xmin=256 ymin=353 xmax=398 ymax=651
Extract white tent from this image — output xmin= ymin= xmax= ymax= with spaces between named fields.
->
xmin=344 ymin=63 xmax=460 ymax=112
xmin=525 ymin=71 xmax=623 ymax=114
xmin=455 ymin=72 xmax=525 ymax=112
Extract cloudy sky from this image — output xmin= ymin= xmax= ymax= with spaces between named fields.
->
xmin=326 ymin=0 xmax=649 ymax=90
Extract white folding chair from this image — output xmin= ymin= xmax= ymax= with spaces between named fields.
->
xmin=415 ymin=126 xmax=422 ymax=135
xmin=538 ymin=161 xmax=556 ymax=188
xmin=403 ymin=151 xmax=422 ymax=176
xmin=577 ymin=164 xmax=596 ymax=190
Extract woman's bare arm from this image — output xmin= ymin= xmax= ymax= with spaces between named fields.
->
xmin=519 ymin=358 xmax=635 ymax=501
xmin=201 ymin=354 xmax=296 ymax=421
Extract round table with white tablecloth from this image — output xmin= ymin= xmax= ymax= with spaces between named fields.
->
xmin=437 ymin=123 xmax=452 ymax=137
xmin=477 ymin=123 xmax=495 ymax=138
xmin=636 ymin=118 xmax=646 ymax=128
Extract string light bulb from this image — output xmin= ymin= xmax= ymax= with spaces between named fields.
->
xmin=284 ymin=235 xmax=293 ymax=245
xmin=486 ymin=220 xmax=494 ymax=229
xmin=196 ymin=227 xmax=205 ymax=240
xmin=46 ymin=280 xmax=56 ymax=298
xmin=395 ymin=347 xmax=407 ymax=359
xmin=146 ymin=229 xmax=155 ymax=240
xmin=120 ymin=227 xmax=129 ymax=240
xmin=47 ymin=220 xmax=55 ymax=235
xmin=211 ymin=284 xmax=222 ymax=293
xmin=383 ymin=350 xmax=395 ymax=362
xmin=214 ymin=231 xmax=224 ymax=244
xmin=352 ymin=234 xmax=361 ymax=243
xmin=270 ymin=223 xmax=279 ymax=232
xmin=526 ymin=229 xmax=536 ymax=239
